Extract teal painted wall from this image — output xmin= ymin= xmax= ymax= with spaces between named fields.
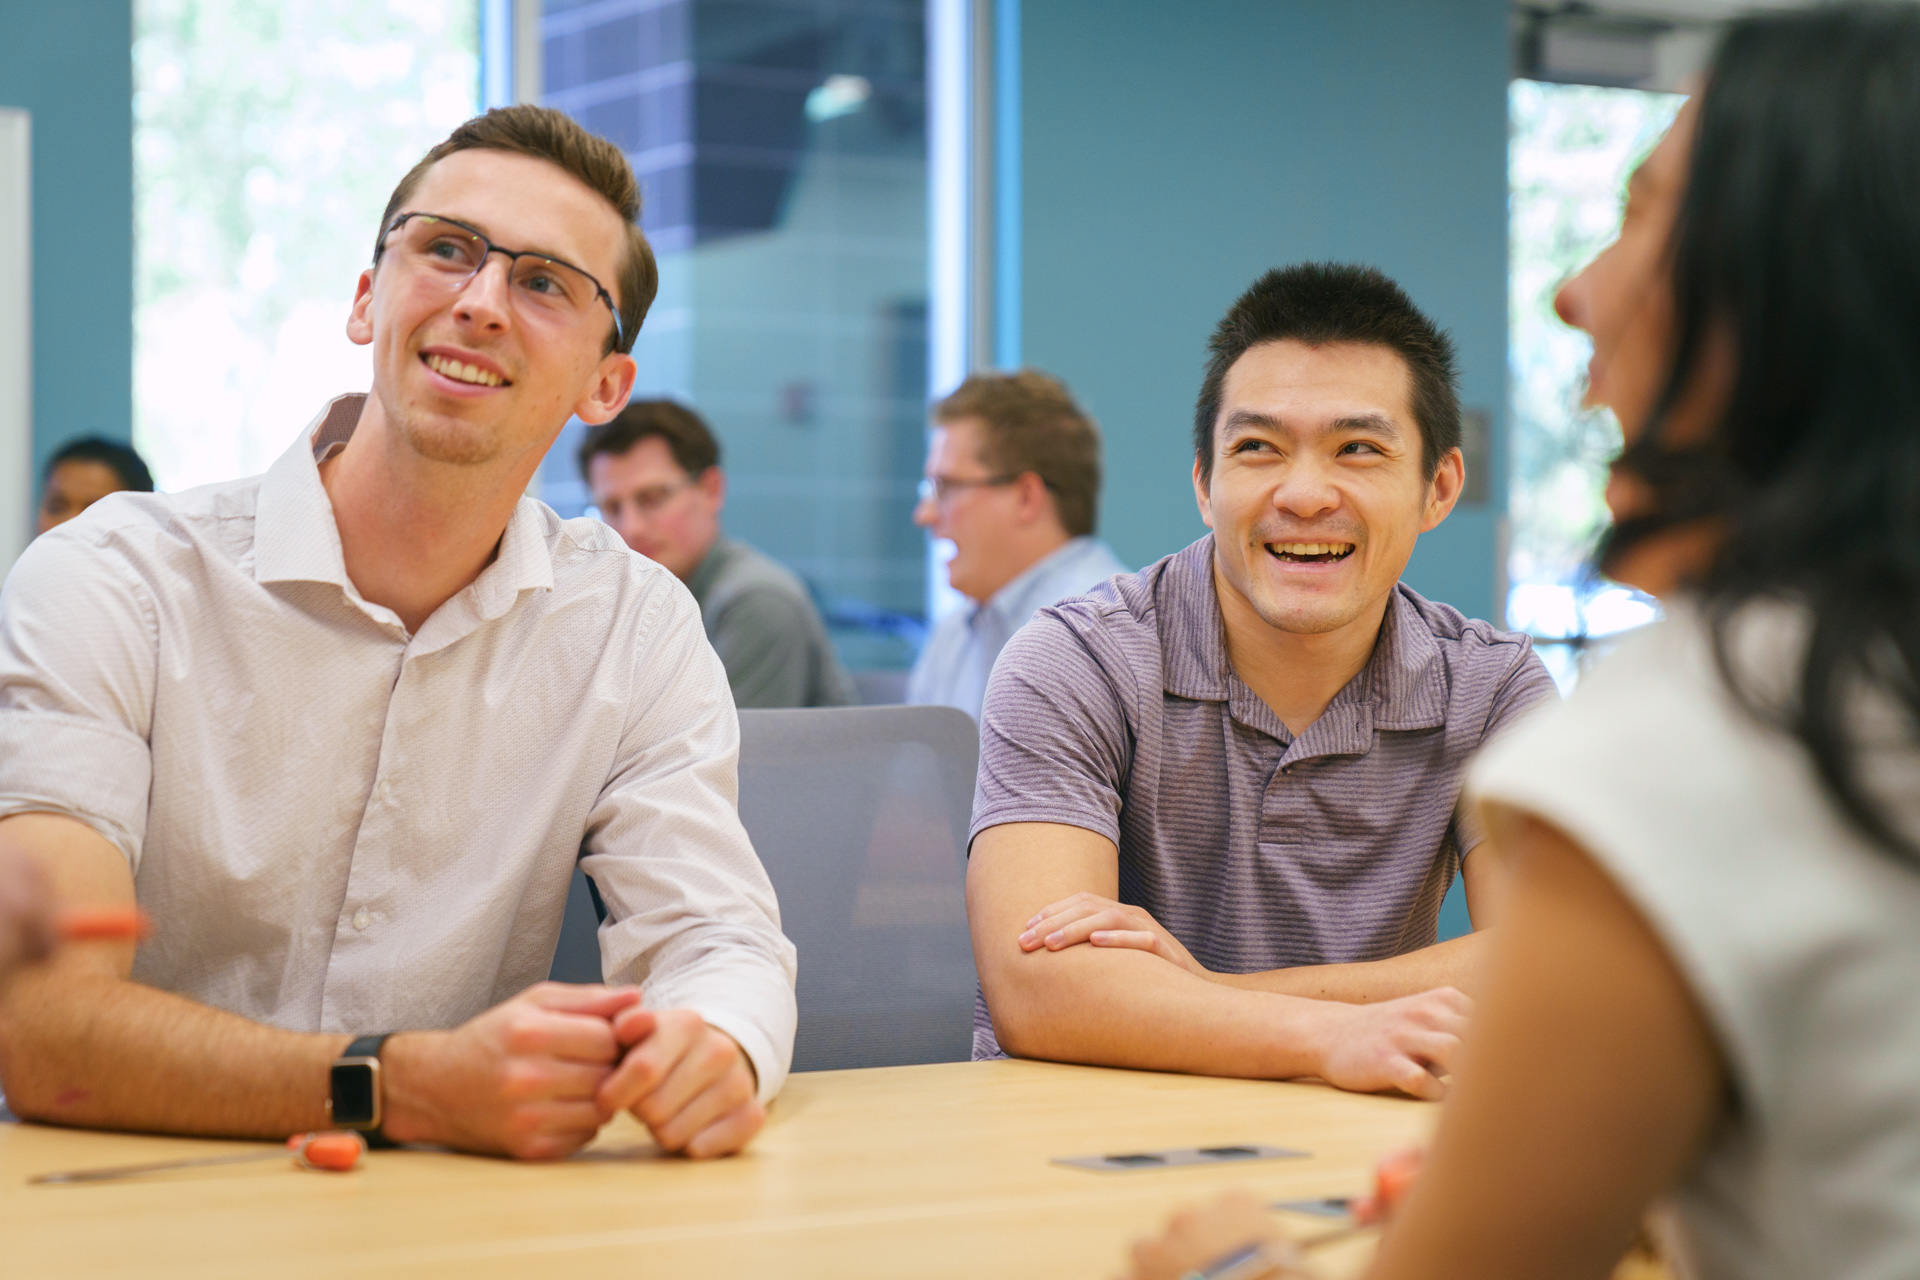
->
xmin=1011 ymin=0 xmax=1510 ymax=626
xmin=0 ymin=0 xmax=135 ymax=480
xmin=1011 ymin=0 xmax=1510 ymax=940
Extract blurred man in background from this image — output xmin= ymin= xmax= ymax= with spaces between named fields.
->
xmin=580 ymin=400 xmax=855 ymax=709
xmin=36 ymin=438 xmax=155 ymax=535
xmin=908 ymin=370 xmax=1127 ymax=722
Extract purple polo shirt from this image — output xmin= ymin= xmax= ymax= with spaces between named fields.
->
xmin=969 ymin=535 xmax=1557 ymax=1058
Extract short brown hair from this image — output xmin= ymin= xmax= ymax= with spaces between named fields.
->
xmin=376 ymin=105 xmax=659 ymax=354
xmin=577 ymin=400 xmax=720 ymax=481
xmin=1194 ymin=263 xmax=1460 ymax=484
xmin=935 ymin=369 xmax=1102 ymax=537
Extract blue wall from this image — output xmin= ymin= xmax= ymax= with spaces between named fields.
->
xmin=1011 ymin=0 xmax=1510 ymax=626
xmin=0 ymin=0 xmax=135 ymax=480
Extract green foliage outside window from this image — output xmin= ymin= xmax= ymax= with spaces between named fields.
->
xmin=134 ymin=0 xmax=478 ymax=489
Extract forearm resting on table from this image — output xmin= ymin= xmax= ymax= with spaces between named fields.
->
xmin=982 ymin=939 xmax=1340 ymax=1078
xmin=0 ymin=812 xmax=349 ymax=1138
xmin=969 ymin=822 xmax=1338 ymax=1078
xmin=1209 ymin=931 xmax=1486 ymax=1003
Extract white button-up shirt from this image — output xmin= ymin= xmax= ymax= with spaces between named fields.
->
xmin=907 ymin=536 xmax=1129 ymax=721
xmin=0 ymin=396 xmax=797 ymax=1100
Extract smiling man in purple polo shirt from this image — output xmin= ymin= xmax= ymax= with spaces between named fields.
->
xmin=965 ymin=264 xmax=1557 ymax=1096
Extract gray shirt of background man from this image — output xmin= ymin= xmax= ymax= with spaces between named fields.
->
xmin=687 ymin=537 xmax=857 ymax=710
xmin=969 ymin=534 xmax=1558 ymax=1057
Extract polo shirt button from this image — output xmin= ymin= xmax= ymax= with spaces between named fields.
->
xmin=352 ymin=908 xmax=371 ymax=931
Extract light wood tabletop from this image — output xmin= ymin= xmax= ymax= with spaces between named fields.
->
xmin=2 ymin=1058 xmax=1435 ymax=1280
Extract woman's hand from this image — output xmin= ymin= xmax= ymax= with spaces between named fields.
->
xmin=1121 ymin=1192 xmax=1297 ymax=1280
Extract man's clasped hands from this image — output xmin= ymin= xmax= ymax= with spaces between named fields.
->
xmin=377 ymin=985 xmax=761 ymax=1161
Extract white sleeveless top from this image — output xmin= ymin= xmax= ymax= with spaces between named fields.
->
xmin=1468 ymin=602 xmax=1920 ymax=1280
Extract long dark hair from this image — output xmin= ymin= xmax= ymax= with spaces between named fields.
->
xmin=1602 ymin=3 xmax=1920 ymax=861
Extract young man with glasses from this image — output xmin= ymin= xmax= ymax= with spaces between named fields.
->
xmin=0 ymin=107 xmax=794 ymax=1160
xmin=907 ymin=370 xmax=1128 ymax=721
xmin=579 ymin=401 xmax=855 ymax=709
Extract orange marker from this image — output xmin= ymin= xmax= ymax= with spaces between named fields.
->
xmin=1352 ymin=1146 xmax=1425 ymax=1225
xmin=289 ymin=1130 xmax=366 ymax=1172
xmin=56 ymin=904 xmax=152 ymax=943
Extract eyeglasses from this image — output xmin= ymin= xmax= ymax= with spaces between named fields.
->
xmin=375 ymin=212 xmax=625 ymax=351
xmin=600 ymin=479 xmax=695 ymax=519
xmin=917 ymin=473 xmax=1022 ymax=504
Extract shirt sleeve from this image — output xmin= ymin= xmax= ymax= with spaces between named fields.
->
xmin=969 ymin=605 xmax=1134 ymax=848
xmin=579 ymin=580 xmax=798 ymax=1103
xmin=708 ymin=586 xmax=817 ymax=710
xmin=1455 ymin=644 xmax=1560 ymax=858
xmin=0 ymin=524 xmax=157 ymax=866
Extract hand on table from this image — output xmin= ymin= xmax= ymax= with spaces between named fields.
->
xmin=1121 ymin=1148 xmax=1426 ymax=1280
xmin=382 ymin=981 xmax=642 ymax=1159
xmin=1313 ymin=988 xmax=1471 ymax=1100
xmin=0 ymin=846 xmax=56 ymax=982
xmin=598 ymin=1007 xmax=765 ymax=1159
xmin=1018 ymin=892 xmax=1208 ymax=977
xmin=1121 ymin=1192 xmax=1297 ymax=1280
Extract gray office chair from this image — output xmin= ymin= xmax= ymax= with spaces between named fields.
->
xmin=548 ymin=704 xmax=982 ymax=1071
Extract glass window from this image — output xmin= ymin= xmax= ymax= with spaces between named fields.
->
xmin=1507 ymin=78 xmax=1682 ymax=690
xmin=539 ymin=0 xmax=930 ymax=672
xmin=134 ymin=0 xmax=480 ymax=490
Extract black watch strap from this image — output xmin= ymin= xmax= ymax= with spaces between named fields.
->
xmin=332 ymin=1032 xmax=399 ymax=1148
xmin=345 ymin=1033 xmax=391 ymax=1061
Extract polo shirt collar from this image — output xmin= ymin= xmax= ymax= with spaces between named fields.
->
xmin=253 ymin=393 xmax=555 ymax=643
xmin=1160 ymin=534 xmax=1449 ymax=753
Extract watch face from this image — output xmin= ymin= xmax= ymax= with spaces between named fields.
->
xmin=329 ymin=1060 xmax=378 ymax=1128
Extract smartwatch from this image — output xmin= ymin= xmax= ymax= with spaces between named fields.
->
xmin=328 ymin=1033 xmax=392 ymax=1140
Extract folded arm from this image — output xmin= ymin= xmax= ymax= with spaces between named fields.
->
xmin=1020 ymin=844 xmax=1500 ymax=1003
xmin=967 ymin=822 xmax=1469 ymax=1096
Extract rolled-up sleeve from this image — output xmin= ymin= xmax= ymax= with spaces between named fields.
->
xmin=579 ymin=584 xmax=798 ymax=1103
xmin=0 ymin=525 xmax=157 ymax=866
xmin=1454 ymin=645 xmax=1560 ymax=857
xmin=970 ymin=607 xmax=1133 ymax=847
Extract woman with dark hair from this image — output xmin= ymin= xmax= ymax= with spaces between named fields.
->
xmin=1126 ymin=5 xmax=1920 ymax=1277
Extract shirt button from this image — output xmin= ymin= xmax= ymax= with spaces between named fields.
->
xmin=375 ymin=779 xmax=394 ymax=804
xmin=352 ymin=908 xmax=371 ymax=931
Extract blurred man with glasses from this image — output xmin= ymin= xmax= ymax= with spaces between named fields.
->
xmin=0 ymin=107 xmax=794 ymax=1162
xmin=908 ymin=370 xmax=1127 ymax=721
xmin=579 ymin=401 xmax=855 ymax=709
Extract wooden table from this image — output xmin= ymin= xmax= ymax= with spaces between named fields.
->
xmin=2 ymin=1059 xmax=1432 ymax=1279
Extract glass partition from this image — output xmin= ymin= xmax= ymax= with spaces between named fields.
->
xmin=538 ymin=0 xmax=931 ymax=671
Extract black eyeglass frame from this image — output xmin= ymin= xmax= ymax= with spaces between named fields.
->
xmin=375 ymin=211 xmax=626 ymax=352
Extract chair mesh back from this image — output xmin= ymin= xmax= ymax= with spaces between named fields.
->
xmin=548 ymin=704 xmax=981 ymax=1072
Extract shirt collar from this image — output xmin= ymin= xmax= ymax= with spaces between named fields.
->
xmin=253 ymin=393 xmax=555 ymax=638
xmin=253 ymin=395 xmax=363 ymax=591
xmin=1159 ymin=534 xmax=1448 ymax=748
